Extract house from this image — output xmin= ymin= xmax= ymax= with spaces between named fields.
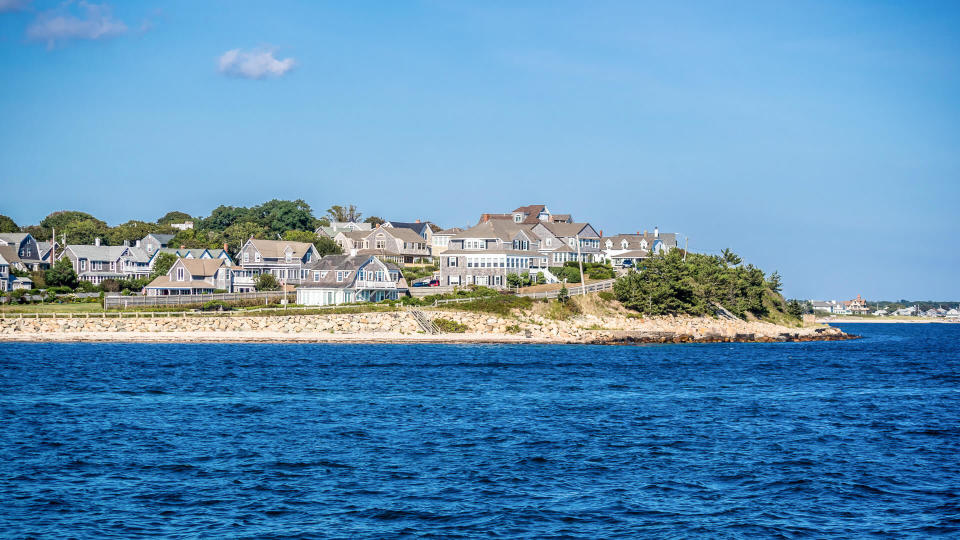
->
xmin=0 ymin=251 xmax=12 ymax=292
xmin=315 ymin=221 xmax=372 ymax=238
xmin=478 ymin=204 xmax=573 ymax=226
xmin=383 ymin=220 xmax=433 ymax=244
xmin=148 ymin=246 xmax=233 ymax=268
xmin=810 ymin=301 xmax=833 ymax=313
xmin=0 ymin=232 xmax=46 ymax=270
xmin=430 ymin=227 xmax=462 ymax=255
xmin=141 ymin=233 xmax=176 ymax=255
xmin=437 ymin=220 xmax=550 ymax=288
xmin=235 ymin=239 xmax=320 ymax=288
xmin=36 ymin=241 xmax=58 ymax=266
xmin=945 ymin=308 xmax=960 ymax=319
xmin=296 ymin=255 xmax=407 ymax=306
xmin=601 ymin=229 xmax=678 ymax=267
xmin=846 ymin=294 xmax=870 ymax=315
xmin=334 ymin=225 xmax=431 ymax=264
xmin=59 ymin=241 xmax=153 ymax=284
xmin=530 ymin=222 xmax=604 ymax=264
xmin=11 ymin=276 xmax=34 ymax=290
xmin=143 ymin=258 xmax=233 ymax=296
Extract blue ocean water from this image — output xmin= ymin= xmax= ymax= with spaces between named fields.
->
xmin=1 ymin=323 xmax=958 ymax=538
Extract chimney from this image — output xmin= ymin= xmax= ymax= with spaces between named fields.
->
xmin=599 ymin=229 xmax=603 ymax=237
xmin=180 ymin=245 xmax=185 ymax=250
xmin=224 ymin=243 xmax=229 ymax=252
xmin=415 ymin=219 xmax=421 ymax=223
xmin=641 ymin=230 xmax=646 ymax=236
xmin=94 ymin=237 xmax=101 ymax=247
xmin=654 ymin=226 xmax=659 ymax=238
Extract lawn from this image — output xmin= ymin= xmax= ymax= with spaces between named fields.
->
xmin=0 ymin=303 xmax=104 ymax=314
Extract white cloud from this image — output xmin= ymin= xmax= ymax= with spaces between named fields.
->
xmin=218 ymin=47 xmax=295 ymax=79
xmin=0 ymin=0 xmax=30 ymax=13
xmin=27 ymin=2 xmax=128 ymax=48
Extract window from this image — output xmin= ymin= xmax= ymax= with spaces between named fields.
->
xmin=285 ymin=250 xmax=292 ymax=263
xmin=254 ymin=252 xmax=261 ymax=263
xmin=176 ymin=267 xmax=184 ymax=281
xmin=514 ymin=214 xmax=522 ymax=223
xmin=80 ymin=259 xmax=87 ymax=271
xmin=314 ymin=271 xmax=320 ymax=281
xmin=465 ymin=239 xmax=484 ymax=250
xmin=621 ymin=240 xmax=628 ymax=249
xmin=376 ymin=239 xmax=386 ymax=250
xmin=448 ymin=257 xmax=458 ymax=267
xmin=336 ymin=271 xmax=345 ymax=282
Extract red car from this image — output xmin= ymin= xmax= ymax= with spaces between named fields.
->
xmin=428 ymin=279 xmax=440 ymax=287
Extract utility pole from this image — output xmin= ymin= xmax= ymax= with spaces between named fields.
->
xmin=683 ymin=236 xmax=688 ymax=263
xmin=575 ymin=234 xmax=585 ymax=295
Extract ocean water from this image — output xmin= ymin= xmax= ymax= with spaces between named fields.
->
xmin=1 ymin=323 xmax=958 ymax=538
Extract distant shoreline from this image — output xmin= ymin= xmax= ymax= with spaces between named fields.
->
xmin=817 ymin=317 xmax=956 ymax=324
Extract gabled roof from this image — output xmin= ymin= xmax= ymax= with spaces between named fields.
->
xmin=146 ymin=233 xmax=176 ymax=244
xmin=178 ymin=257 xmax=228 ymax=278
xmin=535 ymin=222 xmax=595 ymax=238
xmin=300 ymin=255 xmax=405 ymax=289
xmin=248 ymin=239 xmax=316 ymax=259
xmin=451 ymin=222 xmax=501 ymax=240
xmin=0 ymin=250 xmax=9 ymax=265
xmin=434 ymin=227 xmax=463 ymax=236
xmin=0 ymin=245 xmax=21 ymax=264
xmin=0 ymin=232 xmax=30 ymax=245
xmin=371 ymin=226 xmax=426 ymax=243
xmin=65 ymin=244 xmax=129 ymax=261
xmin=386 ymin=221 xmax=431 ymax=236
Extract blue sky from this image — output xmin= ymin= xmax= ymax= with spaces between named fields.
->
xmin=1 ymin=1 xmax=958 ymax=300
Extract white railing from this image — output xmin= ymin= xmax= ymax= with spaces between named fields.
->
xmin=105 ymin=291 xmax=293 ymax=308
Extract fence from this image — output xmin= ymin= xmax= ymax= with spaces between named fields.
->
xmin=432 ymin=279 xmax=616 ymax=305
xmin=104 ymin=291 xmax=294 ymax=309
xmin=0 ymin=303 xmax=399 ymax=320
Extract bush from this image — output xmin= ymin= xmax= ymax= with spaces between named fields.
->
xmin=433 ymin=317 xmax=467 ymax=333
xmin=201 ymin=300 xmax=232 ymax=311
xmin=557 ymin=286 xmax=570 ymax=304
xmin=100 ymin=279 xmax=121 ymax=293
xmin=254 ymin=273 xmax=280 ymax=291
xmin=45 ymin=259 xmax=78 ymax=289
xmin=598 ymin=291 xmax=615 ymax=302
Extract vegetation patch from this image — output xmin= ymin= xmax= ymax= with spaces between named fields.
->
xmin=613 ymin=249 xmax=799 ymax=322
xmin=433 ymin=317 xmax=468 ymax=333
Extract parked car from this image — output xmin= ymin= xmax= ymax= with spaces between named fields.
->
xmin=412 ymin=280 xmax=429 ymax=287
xmin=428 ymin=279 xmax=440 ymax=287
xmin=622 ymin=260 xmax=634 ymax=268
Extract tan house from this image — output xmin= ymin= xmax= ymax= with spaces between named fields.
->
xmin=144 ymin=258 xmax=233 ymax=296
xmin=334 ymin=226 xmax=431 ymax=264
xmin=235 ymin=239 xmax=320 ymax=289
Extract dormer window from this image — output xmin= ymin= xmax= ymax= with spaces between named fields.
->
xmin=605 ymin=240 xmax=613 ymax=249
xmin=254 ymin=252 xmax=261 ymax=263
xmin=176 ymin=267 xmax=184 ymax=281
xmin=285 ymin=250 xmax=293 ymax=263
xmin=640 ymin=240 xmax=648 ymax=250
xmin=621 ymin=240 xmax=628 ymax=249
xmin=514 ymin=214 xmax=523 ymax=223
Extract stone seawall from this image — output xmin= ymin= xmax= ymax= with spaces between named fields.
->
xmin=0 ymin=310 xmax=852 ymax=344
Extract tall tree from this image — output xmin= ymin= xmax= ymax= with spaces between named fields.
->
xmin=157 ymin=211 xmax=193 ymax=225
xmin=201 ymin=205 xmax=252 ymax=231
xmin=107 ymin=220 xmax=169 ymax=246
xmin=326 ymin=204 xmax=361 ymax=222
xmin=283 ymin=230 xmax=343 ymax=256
xmin=364 ymin=216 xmax=385 ymax=226
xmin=0 ymin=214 xmax=18 ymax=233
xmin=45 ymin=258 xmax=78 ymax=288
xmin=223 ymin=221 xmax=268 ymax=252
xmin=253 ymin=199 xmax=315 ymax=234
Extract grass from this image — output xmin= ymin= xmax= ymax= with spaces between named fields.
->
xmin=0 ymin=303 xmax=104 ymax=314
xmin=434 ymin=295 xmax=533 ymax=316
xmin=433 ymin=317 xmax=468 ymax=333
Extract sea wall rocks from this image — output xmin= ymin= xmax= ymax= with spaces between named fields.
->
xmin=0 ymin=312 xmax=422 ymax=336
xmin=0 ymin=309 xmax=851 ymax=343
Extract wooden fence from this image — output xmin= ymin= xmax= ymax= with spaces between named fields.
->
xmin=104 ymin=291 xmax=294 ymax=309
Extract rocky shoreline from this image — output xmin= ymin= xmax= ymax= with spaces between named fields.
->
xmin=0 ymin=308 xmax=855 ymax=345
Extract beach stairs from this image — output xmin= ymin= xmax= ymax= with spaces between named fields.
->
xmin=409 ymin=309 xmax=441 ymax=334
xmin=540 ymin=268 xmax=561 ymax=284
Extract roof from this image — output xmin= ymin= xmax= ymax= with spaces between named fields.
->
xmin=536 ymin=222 xmax=594 ymax=238
xmin=451 ymin=222 xmax=501 ymax=240
xmin=147 ymin=233 xmax=176 ymax=244
xmin=386 ymin=221 xmax=431 ymax=235
xmin=65 ymin=245 xmax=152 ymax=263
xmin=0 ymin=232 xmax=29 ymax=245
xmin=0 ymin=245 xmax=21 ymax=264
xmin=375 ymin=226 xmax=426 ymax=243
xmin=434 ymin=227 xmax=463 ymax=235
xmin=0 ymin=251 xmax=8 ymax=265
xmin=602 ymin=232 xmax=678 ymax=249
xmin=178 ymin=258 xmax=228 ymax=278
xmin=611 ymin=250 xmax=650 ymax=258
xmin=248 ymin=239 xmax=315 ymax=259
xmin=144 ymin=277 xmax=219 ymax=290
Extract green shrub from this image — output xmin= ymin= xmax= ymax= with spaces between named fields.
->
xmin=433 ymin=317 xmax=468 ymax=333
xmin=201 ymin=300 xmax=232 ymax=311
xmin=505 ymin=323 xmax=522 ymax=334
xmin=598 ymin=291 xmax=615 ymax=302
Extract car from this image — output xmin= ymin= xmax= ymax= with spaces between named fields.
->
xmin=428 ymin=279 xmax=440 ymax=287
xmin=622 ymin=260 xmax=634 ymax=268
xmin=412 ymin=280 xmax=429 ymax=287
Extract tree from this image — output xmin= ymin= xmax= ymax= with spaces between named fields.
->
xmin=786 ymin=299 xmax=804 ymax=320
xmin=45 ymin=258 xmax=78 ymax=289
xmin=40 ymin=210 xmax=101 ymax=231
xmin=107 ymin=220 xmax=167 ymax=246
xmin=252 ymin=199 xmax=315 ymax=234
xmin=0 ymin=214 xmax=18 ymax=233
xmin=767 ymin=271 xmax=783 ymax=294
xmin=283 ymin=230 xmax=343 ymax=256
xmin=254 ymin=273 xmax=280 ymax=291
xmin=507 ymin=273 xmax=522 ymax=288
xmin=202 ymin=205 xmax=252 ymax=231
xmin=170 ymin=228 xmax=224 ymax=250
xmin=157 ymin=211 xmax=193 ymax=225
xmin=100 ymin=279 xmax=121 ymax=292
xmin=223 ymin=221 xmax=267 ymax=252
xmin=327 ymin=204 xmax=361 ymax=222
xmin=721 ymin=248 xmax=742 ymax=267
xmin=557 ymin=286 xmax=570 ymax=304
xmin=364 ymin=216 xmax=385 ymax=226
xmin=150 ymin=253 xmax=178 ymax=280
xmin=63 ymin=218 xmax=110 ymax=245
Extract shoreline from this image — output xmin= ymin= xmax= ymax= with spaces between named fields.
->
xmin=817 ymin=317 xmax=956 ymax=324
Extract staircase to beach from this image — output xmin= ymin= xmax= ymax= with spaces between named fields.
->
xmin=408 ymin=309 xmax=441 ymax=334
